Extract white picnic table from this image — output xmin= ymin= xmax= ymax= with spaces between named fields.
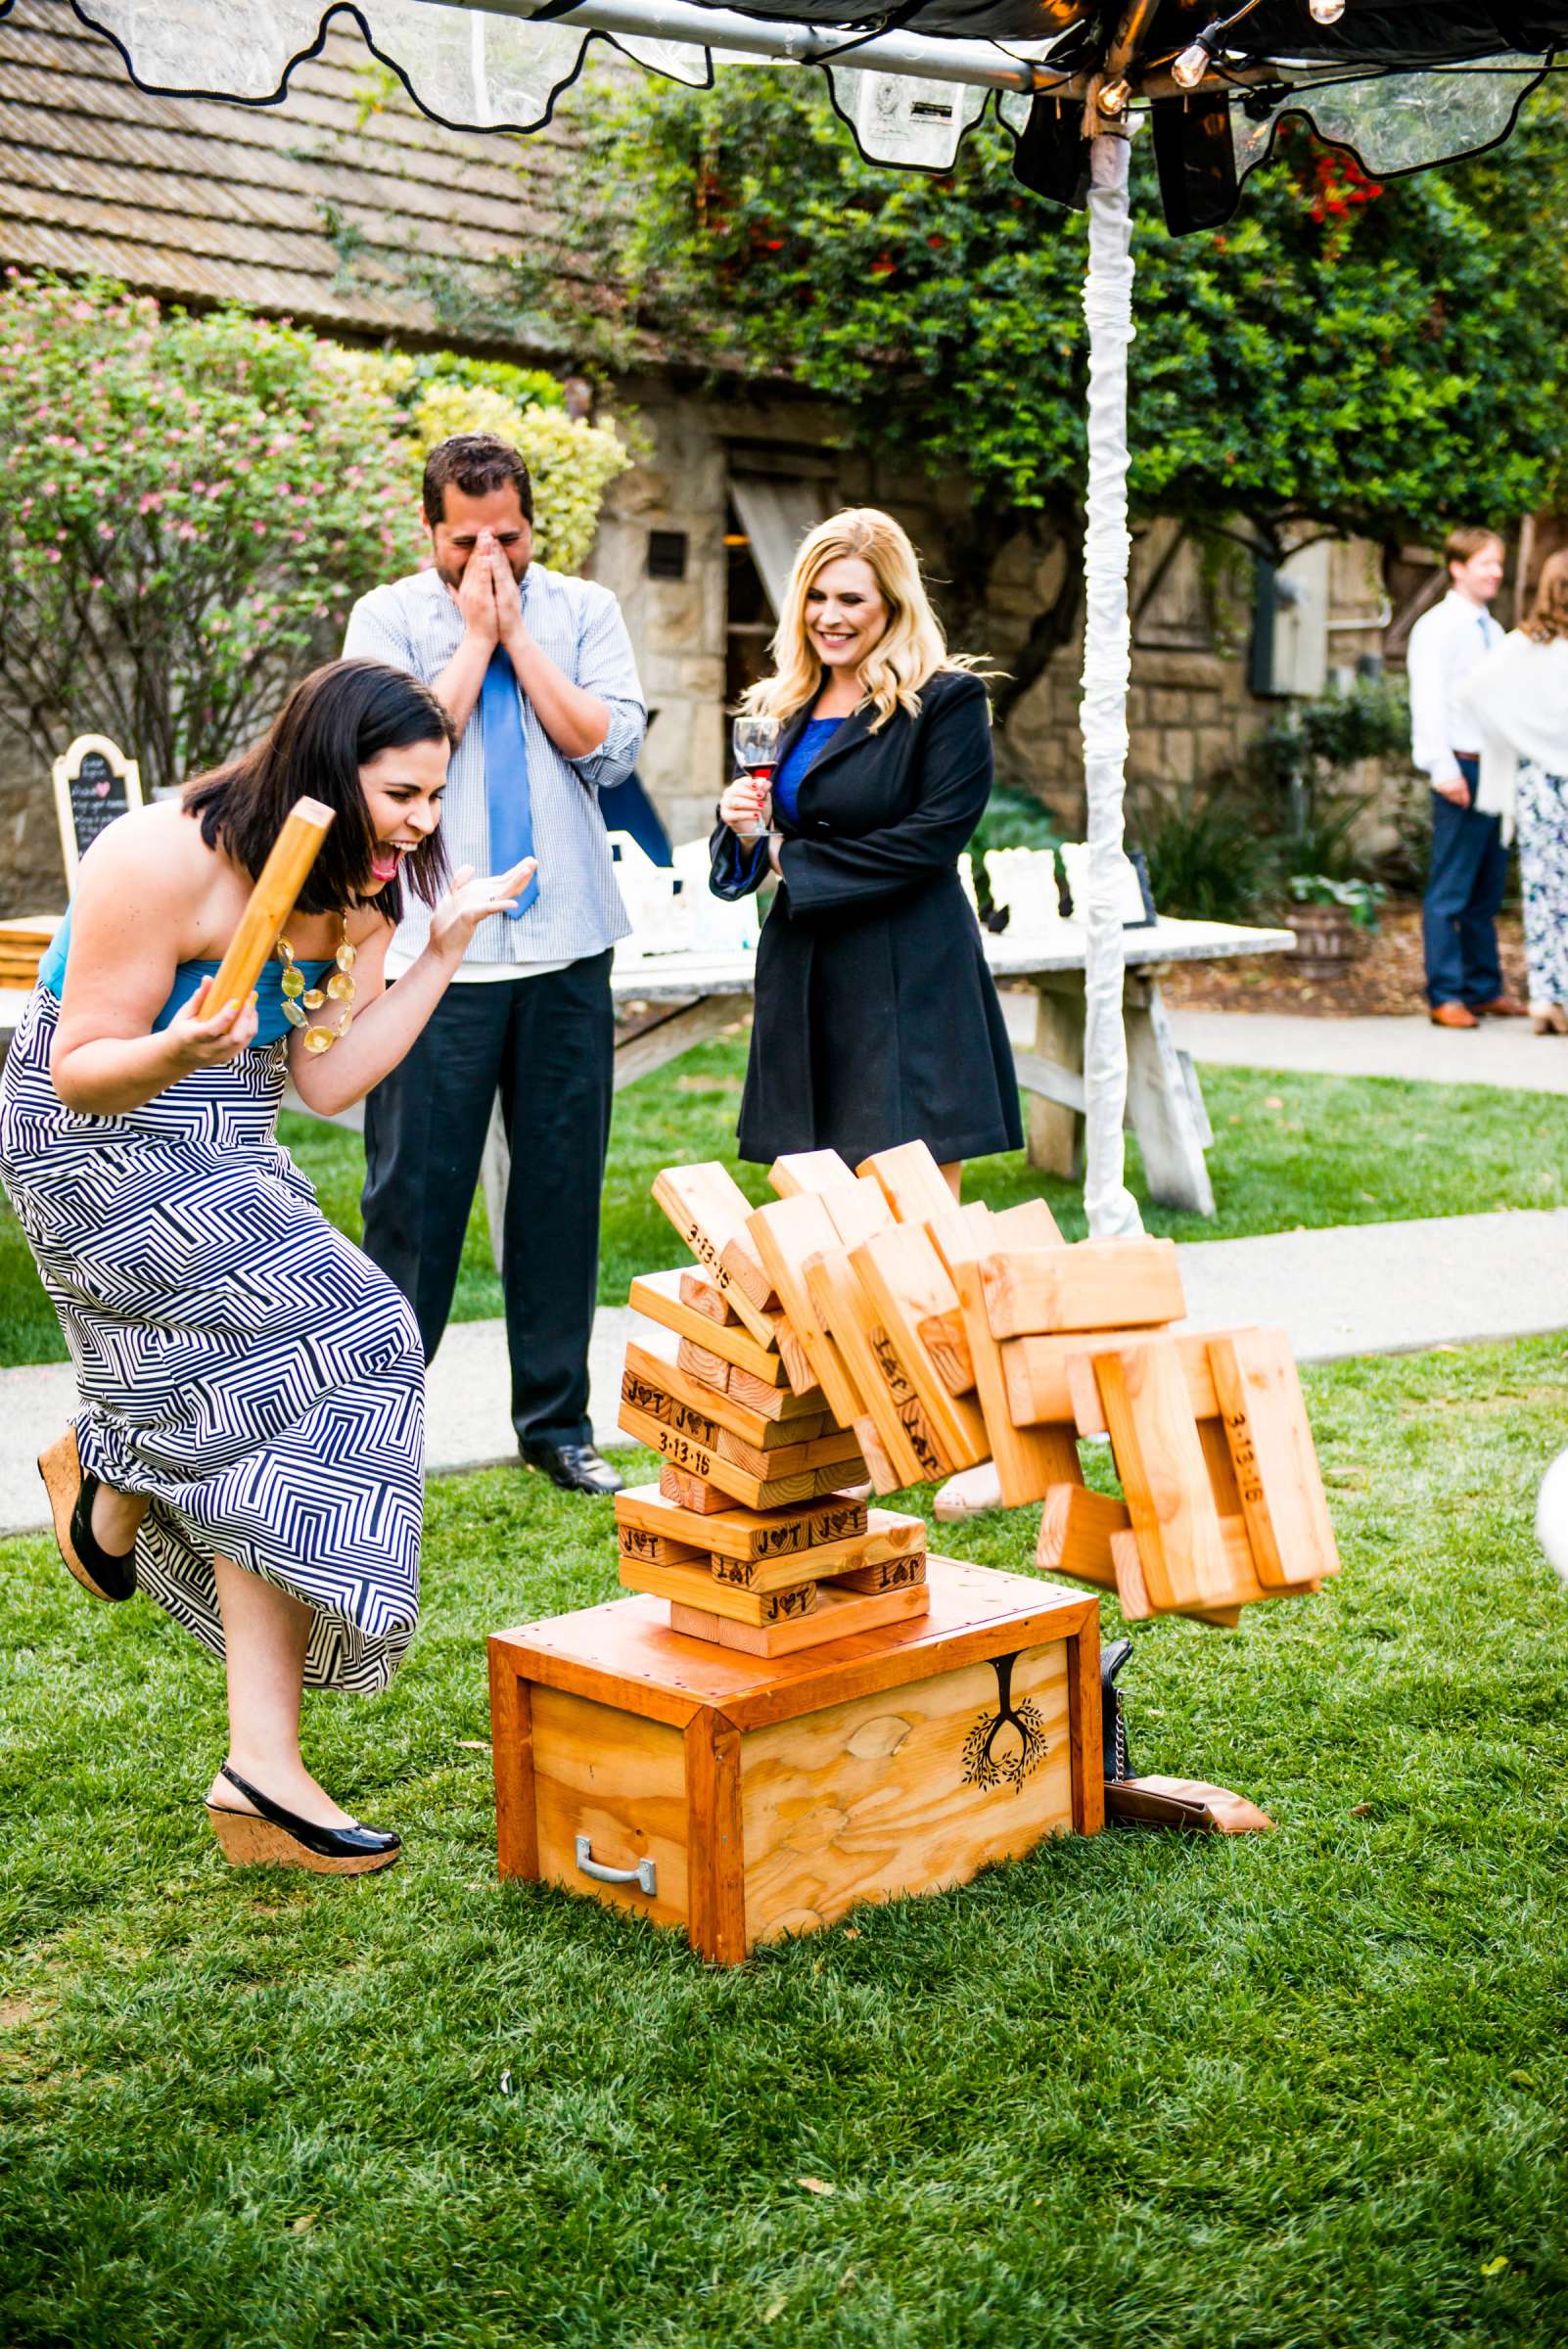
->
xmin=0 ymin=913 xmax=1294 ymax=1246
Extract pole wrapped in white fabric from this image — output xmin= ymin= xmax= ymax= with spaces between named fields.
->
xmin=1079 ymin=132 xmax=1143 ymax=1240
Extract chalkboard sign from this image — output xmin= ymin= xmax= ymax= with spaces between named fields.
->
xmin=52 ymin=734 xmax=143 ymax=890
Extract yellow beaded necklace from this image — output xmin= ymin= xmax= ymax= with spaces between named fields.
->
xmin=275 ymin=918 xmax=357 ymax=1056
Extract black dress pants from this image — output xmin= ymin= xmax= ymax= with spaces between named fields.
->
xmin=360 ymin=950 xmax=614 ymax=1450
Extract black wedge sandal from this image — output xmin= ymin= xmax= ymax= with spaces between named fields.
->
xmin=206 ymin=1763 xmax=402 ymax=1875
xmin=36 ymin=1428 xmax=137 ymax=1603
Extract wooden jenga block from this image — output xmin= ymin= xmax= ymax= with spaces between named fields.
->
xmin=679 ymin=1270 xmax=737 ymax=1325
xmin=748 ymin=1193 xmax=869 ymax=1421
xmin=932 ymin=1203 xmax=1084 ymax=1509
xmin=855 ymin=1139 xmax=955 ymax=1226
xmin=631 ymin=1270 xmax=785 ymax=1382
xmin=620 ymin=1398 xmax=818 ymax=1509
xmin=653 ymin=1163 xmax=779 ymax=1322
xmin=669 ymin=1575 xmax=929 ymax=1658
xmin=619 ymin=1552 xmax=822 ymax=1627
xmin=769 ymin=1151 xmax=856 ymax=1197
xmin=708 ymin=1508 xmax=926 ymax=1594
xmin=915 ymin=1300 xmax=974 ymax=1398
xmin=1035 ymin=1484 xmax=1128 ymax=1589
xmin=825 ymin=1547 xmax=928 ymax=1595
xmin=981 ymin=1238 xmax=1186 ymax=1339
xmin=806 ymin=1248 xmax=948 ymax=1489
xmin=1092 ymin=1337 xmax=1234 ymax=1611
xmin=850 ymin=1222 xmax=990 ymax=1471
xmin=1207 ymin=1330 xmax=1341 ymax=1588
xmin=853 ymin=1413 xmax=901 ymax=1493
xmin=617 ymin=1482 xmax=869 ymax=1563
xmin=725 ymin=1363 xmax=827 ymax=1421
xmin=624 ymin=1342 xmax=822 ymax=1453
xmin=677 ymin=1336 xmax=730 ymax=1394
xmin=715 ymin=1423 xmax=863 ymax=1484
xmin=1062 ymin=1327 xmax=1225 ymax=1436
xmin=989 ymin=1198 xmax=1066 ymax=1248
xmin=658 ymin=1463 xmax=734 ymax=1513
xmin=1109 ymin=1531 xmax=1242 ymax=1629
xmin=618 ymin=1524 xmax=712 ymax=1571
xmin=776 ymin=1320 xmax=817 ymax=1397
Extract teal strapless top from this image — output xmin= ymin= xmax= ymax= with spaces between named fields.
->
xmin=38 ymin=905 xmax=333 ymax=1048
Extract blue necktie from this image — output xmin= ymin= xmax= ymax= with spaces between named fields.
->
xmin=479 ymin=647 xmax=539 ymax=920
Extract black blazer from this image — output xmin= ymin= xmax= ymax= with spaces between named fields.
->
xmin=710 ymin=669 xmax=1023 ymax=1167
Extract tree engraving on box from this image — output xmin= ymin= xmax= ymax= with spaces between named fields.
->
xmin=961 ymin=1652 xmax=1049 ymax=1792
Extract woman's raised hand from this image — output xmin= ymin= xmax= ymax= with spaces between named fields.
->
xmin=429 ymin=859 xmax=538 ymax=955
xmin=165 ymin=977 xmax=260 ymax=1071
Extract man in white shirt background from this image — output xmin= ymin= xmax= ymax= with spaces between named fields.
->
xmin=1407 ymin=526 xmax=1528 ymax=1029
xmin=345 ymin=434 xmax=645 ymax=1496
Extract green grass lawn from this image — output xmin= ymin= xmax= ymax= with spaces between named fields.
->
xmin=4 ymin=1038 xmax=1568 ymax=1366
xmin=3 ymin=1335 xmax=1567 ymax=2346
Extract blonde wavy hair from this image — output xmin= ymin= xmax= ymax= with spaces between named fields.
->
xmin=740 ymin=508 xmax=985 ymax=732
xmin=1524 ymin=548 xmax=1568 ymax=645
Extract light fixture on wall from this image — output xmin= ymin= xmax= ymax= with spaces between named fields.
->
xmin=1308 ymin=0 xmax=1346 ymax=20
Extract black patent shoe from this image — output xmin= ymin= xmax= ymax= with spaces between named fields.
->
xmin=520 ymin=1438 xmax=624 ymax=1497
xmin=36 ymin=1428 xmax=137 ymax=1603
xmin=206 ymin=1763 xmax=401 ymax=1875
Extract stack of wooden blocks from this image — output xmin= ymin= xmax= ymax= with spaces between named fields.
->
xmin=618 ymin=1141 xmax=1338 ymax=1635
xmin=0 ymin=914 xmax=59 ymax=991
xmin=613 ymin=1162 xmax=932 ymax=1657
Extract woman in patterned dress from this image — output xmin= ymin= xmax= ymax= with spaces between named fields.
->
xmin=0 ymin=660 xmax=534 ymax=1873
xmin=1464 ymin=550 xmax=1568 ymax=1036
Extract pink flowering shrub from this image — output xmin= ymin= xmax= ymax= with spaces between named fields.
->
xmin=0 ymin=274 xmax=428 ymax=790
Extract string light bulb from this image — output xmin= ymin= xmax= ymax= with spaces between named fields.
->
xmin=1172 ymin=41 xmax=1211 ymax=88
xmin=1098 ymin=74 xmax=1131 ymax=114
xmin=1308 ymin=0 xmax=1345 ymax=20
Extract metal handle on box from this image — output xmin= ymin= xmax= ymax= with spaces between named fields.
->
xmin=575 ymin=1833 xmax=657 ymax=1896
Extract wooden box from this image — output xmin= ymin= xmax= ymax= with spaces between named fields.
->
xmin=488 ymin=1557 xmax=1103 ymax=1961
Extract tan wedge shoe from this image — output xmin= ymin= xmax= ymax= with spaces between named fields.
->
xmin=206 ymin=1762 xmax=401 ymax=1876
xmin=36 ymin=1427 xmax=137 ymax=1603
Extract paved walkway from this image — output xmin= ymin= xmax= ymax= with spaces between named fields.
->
xmin=6 ymin=1208 xmax=1567 ymax=1538
xmin=1169 ymin=1007 xmax=1568 ymax=1093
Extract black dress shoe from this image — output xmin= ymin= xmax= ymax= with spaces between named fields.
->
xmin=520 ymin=1439 xmax=624 ymax=1497
xmin=36 ymin=1429 xmax=136 ymax=1603
xmin=206 ymin=1762 xmax=401 ymax=1874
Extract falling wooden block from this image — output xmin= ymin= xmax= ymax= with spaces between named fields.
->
xmin=855 ymin=1139 xmax=955 ymax=1226
xmin=669 ymin=1574 xmax=930 ymax=1658
xmin=749 ymin=1193 xmax=870 ymax=1421
xmin=806 ymin=1248 xmax=948 ymax=1489
xmin=1092 ymin=1337 xmax=1233 ymax=1612
xmin=620 ymin=1552 xmax=822 ymax=1627
xmin=1208 ymin=1329 xmax=1340 ymax=1587
xmin=654 ymin=1163 xmax=778 ymax=1321
xmin=677 ymin=1336 xmax=730 ymax=1395
xmin=1109 ymin=1531 xmax=1242 ymax=1629
xmin=932 ymin=1202 xmax=1084 ymax=1509
xmin=849 ymin=1222 xmax=990 ymax=1472
xmin=1035 ymin=1484 xmax=1130 ymax=1589
xmin=618 ymin=1524 xmax=713 ymax=1571
xmin=981 ymin=1237 xmax=1186 ymax=1339
xmin=631 ymin=1270 xmax=784 ymax=1382
xmin=618 ymin=1482 xmax=869 ymax=1563
xmin=769 ymin=1151 xmax=856 ymax=1197
xmin=1061 ymin=1327 xmax=1225 ymax=1437
xmin=989 ymin=1198 xmax=1065 ymax=1248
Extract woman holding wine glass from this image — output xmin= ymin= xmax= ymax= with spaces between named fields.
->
xmin=711 ymin=507 xmax=1021 ymax=1192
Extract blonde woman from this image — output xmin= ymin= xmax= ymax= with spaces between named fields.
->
xmin=711 ymin=509 xmax=1021 ymax=1184
xmin=1464 ymin=548 xmax=1568 ymax=1034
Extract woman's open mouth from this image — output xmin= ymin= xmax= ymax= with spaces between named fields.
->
xmin=369 ymin=845 xmax=408 ymax=885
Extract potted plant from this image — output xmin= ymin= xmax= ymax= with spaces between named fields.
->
xmin=1286 ymin=874 xmax=1386 ymax=978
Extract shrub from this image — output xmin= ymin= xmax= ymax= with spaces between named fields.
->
xmin=1130 ymin=775 xmax=1285 ymax=924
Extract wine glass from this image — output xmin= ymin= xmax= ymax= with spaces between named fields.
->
xmin=730 ymin=715 xmax=781 ymax=841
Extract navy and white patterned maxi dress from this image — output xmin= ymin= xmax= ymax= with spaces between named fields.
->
xmin=0 ymin=983 xmax=424 ymax=1695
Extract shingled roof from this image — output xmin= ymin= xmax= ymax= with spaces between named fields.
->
xmin=0 ymin=0 xmax=599 ymax=353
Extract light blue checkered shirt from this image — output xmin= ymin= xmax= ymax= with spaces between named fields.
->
xmin=343 ymin=563 xmax=643 ymax=970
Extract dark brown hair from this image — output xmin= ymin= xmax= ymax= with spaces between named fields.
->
xmin=1444 ymin=525 xmax=1503 ymax=577
xmin=1525 ymin=548 xmax=1568 ymax=645
xmin=422 ymin=434 xmax=533 ymax=529
xmin=183 ymin=660 xmax=454 ymax=920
